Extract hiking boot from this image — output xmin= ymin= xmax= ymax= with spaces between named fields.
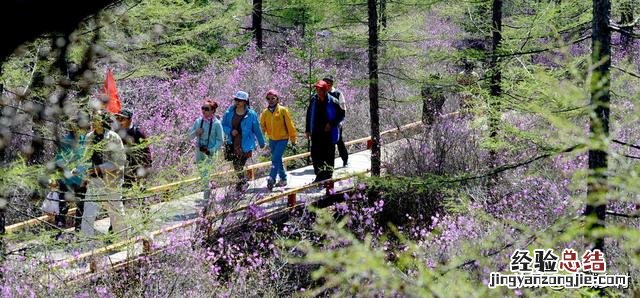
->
xmin=267 ymin=178 xmax=275 ymax=191
xmin=276 ymin=180 xmax=287 ymax=187
xmin=235 ymin=180 xmax=248 ymax=192
xmin=343 ymin=160 xmax=348 ymax=167
xmin=51 ymin=221 xmax=65 ymax=240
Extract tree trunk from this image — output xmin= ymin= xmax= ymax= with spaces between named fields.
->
xmin=252 ymin=0 xmax=263 ymax=50
xmin=586 ymin=0 xmax=611 ymax=252
xmin=0 ymin=61 xmax=5 ymax=272
xmin=489 ymin=0 xmax=502 ymax=138
xmin=0 ymin=57 xmax=5 ymax=160
xmin=487 ymin=0 xmax=502 ymax=191
xmin=368 ymin=0 xmax=381 ymax=177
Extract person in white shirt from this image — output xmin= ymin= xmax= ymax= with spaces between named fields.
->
xmin=81 ymin=111 xmax=128 ymax=238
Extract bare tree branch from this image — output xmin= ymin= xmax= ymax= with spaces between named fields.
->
xmin=610 ymin=23 xmax=640 ymax=39
xmin=612 ymin=139 xmax=640 ymax=151
xmin=495 ymin=35 xmax=590 ymax=58
xmin=611 ymin=64 xmax=640 ymax=79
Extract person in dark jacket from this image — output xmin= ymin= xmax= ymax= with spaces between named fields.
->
xmin=305 ymin=80 xmax=345 ymax=183
xmin=115 ymin=109 xmax=152 ymax=188
xmin=323 ymin=76 xmax=348 ymax=167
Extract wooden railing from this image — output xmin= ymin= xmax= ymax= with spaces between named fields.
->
xmin=7 ymin=120 xmax=426 ymax=233
xmin=56 ymin=170 xmax=370 ymax=278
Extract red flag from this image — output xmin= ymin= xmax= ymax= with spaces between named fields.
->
xmin=103 ymin=69 xmax=122 ymax=114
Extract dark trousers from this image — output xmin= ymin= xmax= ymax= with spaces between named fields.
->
xmin=56 ymin=182 xmax=86 ymax=231
xmin=232 ymin=152 xmax=250 ymax=185
xmin=336 ymin=126 xmax=348 ymax=163
xmin=311 ymin=132 xmax=336 ymax=181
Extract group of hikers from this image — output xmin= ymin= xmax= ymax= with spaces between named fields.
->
xmin=52 ymin=108 xmax=152 ymax=237
xmin=50 ymin=76 xmax=348 ymax=239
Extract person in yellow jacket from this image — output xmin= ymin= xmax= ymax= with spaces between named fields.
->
xmin=260 ymin=89 xmax=297 ymax=190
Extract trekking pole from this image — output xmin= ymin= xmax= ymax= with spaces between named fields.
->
xmin=305 ymin=135 xmax=311 ymax=165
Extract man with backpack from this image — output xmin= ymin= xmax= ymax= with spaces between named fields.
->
xmin=81 ymin=111 xmax=128 ymax=238
xmin=322 ymin=76 xmax=348 ymax=167
xmin=305 ymin=80 xmax=345 ymax=183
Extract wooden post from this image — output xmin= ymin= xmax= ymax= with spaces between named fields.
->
xmin=142 ymin=238 xmax=152 ymax=254
xmin=246 ymin=168 xmax=255 ymax=180
xmin=89 ymin=259 xmax=98 ymax=273
xmin=287 ymin=193 xmax=296 ymax=207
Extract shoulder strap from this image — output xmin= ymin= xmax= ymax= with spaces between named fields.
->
xmin=204 ymin=119 xmax=213 ymax=147
xmin=281 ymin=106 xmax=289 ymax=134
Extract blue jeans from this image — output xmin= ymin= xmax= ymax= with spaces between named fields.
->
xmin=269 ymin=139 xmax=288 ymax=182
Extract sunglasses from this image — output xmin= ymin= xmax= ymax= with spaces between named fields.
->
xmin=266 ymin=97 xmax=277 ymax=100
xmin=201 ymin=107 xmax=212 ymax=111
xmin=115 ymin=116 xmax=129 ymax=121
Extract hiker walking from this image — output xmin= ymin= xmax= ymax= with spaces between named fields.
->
xmin=305 ymin=80 xmax=345 ymax=183
xmin=115 ymin=109 xmax=152 ymax=188
xmin=81 ymin=111 xmax=128 ymax=237
xmin=54 ymin=119 xmax=87 ymax=232
xmin=421 ymin=74 xmax=446 ymax=125
xmin=457 ymin=58 xmax=480 ymax=117
xmin=322 ymin=76 xmax=348 ymax=167
xmin=259 ymin=89 xmax=297 ymax=190
xmin=189 ymin=99 xmax=224 ymax=202
xmin=222 ymin=91 xmax=266 ymax=191
xmin=112 ymin=108 xmax=153 ymax=232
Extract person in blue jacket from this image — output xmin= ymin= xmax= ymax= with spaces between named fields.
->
xmin=305 ymin=80 xmax=345 ymax=183
xmin=189 ymin=99 xmax=224 ymax=202
xmin=222 ymin=91 xmax=266 ymax=191
xmin=54 ymin=120 xmax=87 ymax=233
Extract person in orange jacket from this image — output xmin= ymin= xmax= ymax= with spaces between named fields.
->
xmin=259 ymin=89 xmax=297 ymax=190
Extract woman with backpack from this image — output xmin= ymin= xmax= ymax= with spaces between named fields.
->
xmin=222 ymin=91 xmax=266 ymax=191
xmin=259 ymin=89 xmax=297 ymax=190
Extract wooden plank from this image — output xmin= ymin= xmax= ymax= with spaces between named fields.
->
xmin=6 ymin=215 xmax=54 ymax=233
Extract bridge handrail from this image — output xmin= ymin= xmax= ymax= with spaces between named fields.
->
xmin=56 ymin=170 xmax=370 ymax=272
xmin=7 ymin=120 xmax=424 ymax=233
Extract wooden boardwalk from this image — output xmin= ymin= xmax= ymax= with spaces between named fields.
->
xmin=4 ymin=120 xmax=430 ymax=280
xmin=7 ymin=149 xmax=377 ymax=279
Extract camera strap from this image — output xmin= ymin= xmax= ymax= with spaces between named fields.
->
xmin=199 ymin=118 xmax=213 ymax=148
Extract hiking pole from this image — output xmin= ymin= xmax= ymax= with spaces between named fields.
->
xmin=305 ymin=134 xmax=311 ymax=165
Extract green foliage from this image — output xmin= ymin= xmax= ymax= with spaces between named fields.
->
xmin=0 ymin=159 xmax=44 ymax=196
xmin=101 ymin=0 xmax=251 ymax=72
xmin=265 ymin=0 xmax=328 ymax=30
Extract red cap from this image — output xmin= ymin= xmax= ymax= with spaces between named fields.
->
xmin=314 ymin=80 xmax=329 ymax=91
xmin=266 ymin=89 xmax=279 ymax=98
